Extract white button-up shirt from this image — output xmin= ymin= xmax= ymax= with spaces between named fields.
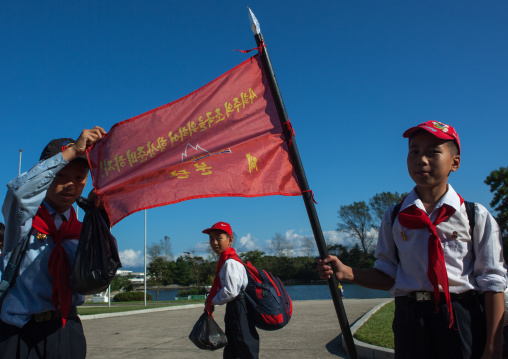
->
xmin=374 ymin=184 xmax=506 ymax=297
xmin=210 ymin=259 xmax=248 ymax=306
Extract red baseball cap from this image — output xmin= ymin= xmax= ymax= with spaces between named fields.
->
xmin=202 ymin=222 xmax=233 ymax=237
xmin=403 ymin=121 xmax=461 ymax=154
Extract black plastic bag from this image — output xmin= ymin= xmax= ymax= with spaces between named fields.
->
xmin=70 ymin=197 xmax=122 ymax=294
xmin=189 ymin=312 xmax=228 ymax=351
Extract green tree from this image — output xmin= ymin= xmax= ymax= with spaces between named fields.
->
xmin=292 ymin=256 xmax=319 ymax=281
xmin=147 ymin=257 xmax=172 ymax=300
xmin=206 ymin=244 xmax=219 ymax=262
xmin=301 ymin=236 xmax=316 ymax=257
xmin=173 ymin=257 xmax=193 ymax=286
xmin=337 ymin=201 xmax=376 ymax=256
xmin=485 ymin=166 xmax=508 ymax=235
xmin=327 ymin=243 xmax=350 ymax=262
xmin=193 ymin=255 xmax=211 ymax=284
xmin=485 ymin=166 xmax=508 ymax=262
xmin=184 ymin=252 xmax=199 ymax=284
xmin=269 ymin=232 xmax=293 ymax=257
xmin=369 ymin=191 xmax=408 ymax=226
xmin=240 ymin=250 xmax=265 ymax=267
xmin=147 ymin=236 xmax=173 ymax=261
xmin=348 ymin=244 xmax=367 ymax=268
xmin=110 ymin=275 xmax=133 ymax=292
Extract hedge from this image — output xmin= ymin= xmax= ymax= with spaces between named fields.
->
xmin=177 ymin=287 xmax=207 ymax=297
xmin=113 ymin=291 xmax=153 ymax=302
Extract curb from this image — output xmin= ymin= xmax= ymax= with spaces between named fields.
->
xmin=79 ymin=304 xmax=204 ymax=320
xmin=340 ymin=299 xmax=394 ymax=359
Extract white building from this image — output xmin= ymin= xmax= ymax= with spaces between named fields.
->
xmin=116 ymin=269 xmax=133 ymax=276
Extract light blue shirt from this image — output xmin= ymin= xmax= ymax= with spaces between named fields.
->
xmin=1 ymin=153 xmax=85 ymax=327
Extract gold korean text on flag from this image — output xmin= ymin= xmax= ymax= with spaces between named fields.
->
xmin=87 ymin=55 xmax=301 ymax=226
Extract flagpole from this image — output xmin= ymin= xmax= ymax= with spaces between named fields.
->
xmin=144 ymin=209 xmax=147 ymax=307
xmin=247 ymin=8 xmax=357 ymax=359
xmin=18 ymin=149 xmax=22 ymax=175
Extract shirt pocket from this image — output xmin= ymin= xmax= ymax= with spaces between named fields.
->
xmin=443 ymin=237 xmax=469 ymax=259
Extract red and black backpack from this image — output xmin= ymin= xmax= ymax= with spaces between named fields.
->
xmin=239 ymin=260 xmax=293 ymax=331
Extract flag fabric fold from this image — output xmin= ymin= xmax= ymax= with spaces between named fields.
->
xmin=87 ymin=55 xmax=301 ymax=226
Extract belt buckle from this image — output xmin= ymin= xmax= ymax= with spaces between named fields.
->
xmin=34 ymin=311 xmax=52 ymax=322
xmin=414 ymin=292 xmax=431 ymax=301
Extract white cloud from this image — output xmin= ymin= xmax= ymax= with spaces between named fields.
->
xmin=176 ymin=241 xmax=210 ymax=259
xmin=323 ymin=229 xmax=379 ymax=248
xmin=323 ymin=230 xmax=350 ymax=245
xmin=180 ymin=228 xmax=361 ymax=259
xmin=274 ymin=229 xmax=356 ymax=256
xmin=119 ymin=249 xmax=144 ymax=268
xmin=285 ymin=229 xmax=296 ymax=240
xmin=193 ymin=241 xmax=210 ymax=253
xmin=184 ymin=234 xmax=262 ymax=258
xmin=236 ymin=233 xmax=258 ymax=252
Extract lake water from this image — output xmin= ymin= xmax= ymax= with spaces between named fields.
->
xmin=147 ymin=283 xmax=392 ymax=301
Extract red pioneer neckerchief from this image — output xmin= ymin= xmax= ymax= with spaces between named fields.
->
xmin=31 ymin=204 xmax=82 ymax=328
xmin=397 ymin=195 xmax=464 ymax=328
xmin=206 ymin=247 xmax=241 ymax=315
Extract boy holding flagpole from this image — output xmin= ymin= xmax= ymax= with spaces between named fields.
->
xmin=318 ymin=121 xmax=506 ymax=358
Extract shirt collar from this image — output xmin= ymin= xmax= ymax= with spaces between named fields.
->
xmin=401 ymin=184 xmax=461 ymax=215
xmin=42 ymin=201 xmax=72 ymax=221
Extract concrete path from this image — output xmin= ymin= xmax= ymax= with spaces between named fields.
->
xmin=81 ymin=298 xmax=390 ymax=359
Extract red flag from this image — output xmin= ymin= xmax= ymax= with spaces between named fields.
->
xmin=87 ymin=55 xmax=301 ymax=226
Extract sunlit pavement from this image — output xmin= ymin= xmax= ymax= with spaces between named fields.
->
xmin=82 ymin=298 xmax=390 ymax=359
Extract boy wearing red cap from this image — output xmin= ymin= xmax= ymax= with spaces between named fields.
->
xmin=318 ymin=121 xmax=506 ymax=358
xmin=203 ymin=221 xmax=259 ymax=359
xmin=0 ymin=126 xmax=106 ymax=358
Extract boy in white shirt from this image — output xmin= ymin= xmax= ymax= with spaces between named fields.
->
xmin=203 ymin=221 xmax=259 ymax=359
xmin=318 ymin=121 xmax=506 ymax=358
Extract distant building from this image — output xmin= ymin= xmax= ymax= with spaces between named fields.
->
xmin=128 ymin=272 xmax=146 ymax=285
xmin=116 ymin=269 xmax=133 ymax=276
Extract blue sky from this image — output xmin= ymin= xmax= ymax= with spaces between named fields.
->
xmin=1 ymin=1 xmax=507 ymax=270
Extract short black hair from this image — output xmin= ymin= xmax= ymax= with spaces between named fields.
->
xmin=446 ymin=141 xmax=459 ymax=156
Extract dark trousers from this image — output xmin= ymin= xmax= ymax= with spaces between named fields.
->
xmin=223 ymin=294 xmax=259 ymax=359
xmin=0 ymin=316 xmax=86 ymax=359
xmin=393 ymin=294 xmax=486 ymax=359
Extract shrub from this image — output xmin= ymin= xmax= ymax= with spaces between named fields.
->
xmin=178 ymin=287 xmax=207 ymax=297
xmin=114 ymin=291 xmax=153 ymax=302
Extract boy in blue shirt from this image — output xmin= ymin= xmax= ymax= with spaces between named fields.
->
xmin=318 ymin=121 xmax=506 ymax=358
xmin=0 ymin=126 xmax=106 ymax=358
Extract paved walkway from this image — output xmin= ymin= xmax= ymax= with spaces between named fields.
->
xmin=81 ymin=298 xmax=390 ymax=359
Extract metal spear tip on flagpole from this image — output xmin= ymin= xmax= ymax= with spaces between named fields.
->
xmin=247 ymin=7 xmax=261 ymax=35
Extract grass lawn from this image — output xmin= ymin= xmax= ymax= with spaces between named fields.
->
xmin=77 ymin=300 xmax=205 ymax=315
xmin=354 ymin=300 xmax=395 ymax=349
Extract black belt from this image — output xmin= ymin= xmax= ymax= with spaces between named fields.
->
xmin=407 ymin=290 xmax=477 ymax=302
xmin=32 ymin=306 xmax=78 ymax=323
